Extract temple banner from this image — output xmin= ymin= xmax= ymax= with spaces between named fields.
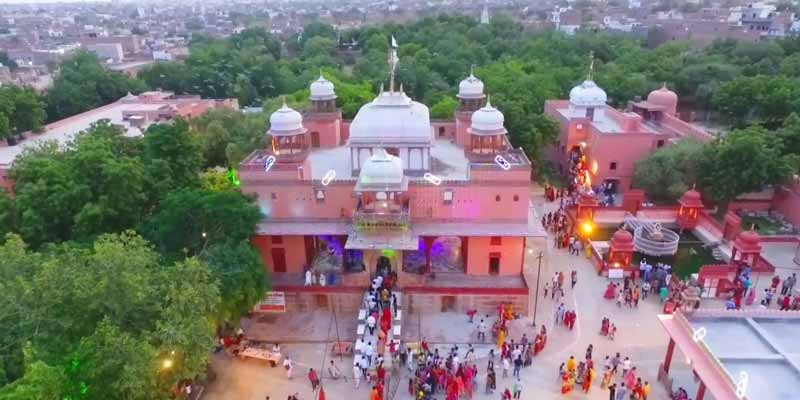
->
xmin=258 ymin=291 xmax=286 ymax=313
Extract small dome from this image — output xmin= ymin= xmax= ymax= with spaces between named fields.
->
xmin=359 ymin=148 xmax=404 ymax=186
xmin=310 ymin=75 xmax=336 ymax=101
xmin=739 ymin=230 xmax=760 ymax=245
xmin=268 ymin=103 xmax=306 ymax=136
xmin=612 ymin=229 xmax=633 ymax=244
xmin=569 ymin=80 xmax=607 ymax=107
xmin=679 ymin=189 xmax=703 ymax=207
xmin=647 ymin=84 xmax=678 ymax=116
xmin=469 ymin=100 xmax=507 ymax=135
xmin=458 ymin=73 xmax=485 ymax=99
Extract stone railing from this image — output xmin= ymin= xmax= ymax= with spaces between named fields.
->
xmin=354 ymin=205 xmax=411 ymax=231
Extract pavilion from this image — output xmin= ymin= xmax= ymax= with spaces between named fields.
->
xmin=658 ymin=309 xmax=800 ymax=400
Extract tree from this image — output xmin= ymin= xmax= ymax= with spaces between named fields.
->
xmin=45 ymin=51 xmax=147 ymax=121
xmin=0 ymin=232 xmax=220 ymax=399
xmin=140 ymin=189 xmax=262 ymax=260
xmin=10 ymin=123 xmax=149 ymax=247
xmin=633 ymin=139 xmax=706 ymax=202
xmin=429 ymin=97 xmax=458 ymax=119
xmin=699 ymin=127 xmax=795 ymax=206
xmin=142 ymin=119 xmax=204 ymax=203
xmin=202 ymin=242 xmax=269 ymax=322
xmin=0 ymin=51 xmax=18 ymax=70
xmin=190 ymin=108 xmax=268 ymax=167
xmin=0 ymin=192 xmax=14 ymax=242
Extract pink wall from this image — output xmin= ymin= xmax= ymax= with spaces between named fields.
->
xmin=773 ymin=182 xmax=800 ymax=226
xmin=466 ymin=236 xmax=524 ymax=276
xmin=304 ymin=114 xmax=341 ymax=147
xmin=251 ymin=235 xmax=308 ymax=274
xmin=409 ymin=183 xmax=528 ymax=221
xmin=431 ymin=120 xmax=456 ymax=141
xmin=587 ymin=132 xmax=664 ymax=190
xmin=242 ymin=181 xmax=356 ymax=220
xmin=455 ymin=112 xmax=471 ymax=149
xmin=341 ymin=121 xmax=351 ymax=143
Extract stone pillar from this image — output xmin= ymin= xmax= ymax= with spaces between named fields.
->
xmin=663 ymin=338 xmax=676 ymax=374
xmin=696 ymin=381 xmax=706 ymax=400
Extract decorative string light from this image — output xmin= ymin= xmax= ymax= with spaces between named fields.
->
xmin=264 ymin=155 xmax=276 ymax=172
xmin=494 ymin=155 xmax=511 ymax=170
xmin=322 ymin=169 xmax=336 ymax=186
xmin=423 ymin=173 xmax=442 ymax=185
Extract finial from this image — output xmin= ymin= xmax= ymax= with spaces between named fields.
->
xmin=379 ymin=82 xmax=384 ymax=94
xmin=281 ymin=95 xmax=287 ymax=108
xmin=662 ymin=81 xmax=667 ymax=89
xmin=399 ymin=83 xmax=403 ymax=93
xmin=692 ymin=183 xmax=696 ymax=190
xmin=751 ymin=223 xmax=756 ymax=231
xmin=486 ymin=94 xmax=492 ymax=108
xmin=319 ymin=69 xmax=324 ymax=79
xmin=470 ymin=64 xmax=475 ymax=77
xmin=587 ymin=50 xmax=595 ymax=81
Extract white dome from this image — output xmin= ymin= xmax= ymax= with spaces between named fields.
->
xmin=310 ymin=75 xmax=336 ymax=101
xmin=569 ymin=80 xmax=608 ymax=107
xmin=469 ymin=100 xmax=507 ymax=135
xmin=458 ymin=73 xmax=485 ymax=99
xmin=359 ymin=148 xmax=404 ymax=186
xmin=349 ymin=91 xmax=432 ymax=145
xmin=268 ymin=103 xmax=306 ymax=136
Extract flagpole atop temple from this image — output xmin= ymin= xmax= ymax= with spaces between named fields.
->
xmin=388 ymin=35 xmax=399 ymax=93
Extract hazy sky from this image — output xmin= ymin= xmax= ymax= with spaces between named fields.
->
xmin=0 ymin=0 xmax=111 ymax=4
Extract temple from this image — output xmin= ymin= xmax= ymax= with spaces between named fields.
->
xmin=544 ymin=74 xmax=715 ymax=193
xmin=240 ymin=45 xmax=545 ymax=314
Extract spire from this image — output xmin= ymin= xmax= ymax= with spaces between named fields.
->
xmin=587 ymin=50 xmax=595 ymax=81
xmin=470 ymin=64 xmax=475 ymax=78
xmin=486 ymin=94 xmax=492 ymax=108
xmin=319 ymin=69 xmax=324 ymax=79
xmin=388 ymin=35 xmax=399 ymax=93
xmin=281 ymin=95 xmax=287 ymax=108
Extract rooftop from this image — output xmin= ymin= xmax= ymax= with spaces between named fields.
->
xmin=660 ymin=309 xmax=800 ymax=400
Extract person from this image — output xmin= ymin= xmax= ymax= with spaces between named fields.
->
xmin=622 ymin=357 xmax=631 ymax=376
xmin=272 ymin=343 xmax=281 ymax=354
xmin=609 ymin=324 xmax=617 ymax=340
xmin=328 ymin=360 xmax=342 ymax=380
xmin=364 ymin=341 xmax=375 ymax=367
xmin=513 ymin=355 xmax=522 ymax=378
xmin=512 ymin=379 xmax=522 ymax=399
xmin=643 ymin=381 xmax=651 ymax=400
xmin=642 ymin=281 xmax=650 ymax=300
xmin=582 ymin=367 xmax=595 ymax=393
xmin=370 ymin=386 xmax=380 ymax=400
xmin=604 ymin=282 xmax=616 ymax=300
xmin=353 ymin=358 xmax=362 ymax=388
xmin=561 ymin=371 xmax=572 ymax=394
xmin=283 ymin=356 xmax=293 ymax=379
xmin=477 ymin=319 xmax=487 ymax=342
xmin=544 ymin=282 xmax=550 ymax=298
xmin=498 ymin=328 xmax=506 ymax=350
xmin=616 ymin=290 xmax=624 ymax=307
xmin=660 ymin=286 xmax=668 ymax=303
xmin=502 ymin=356 xmax=510 ymax=378
xmin=305 ymin=268 xmax=312 ymax=286
xmin=502 ymin=387 xmax=512 ymax=400
xmin=571 ymin=270 xmax=577 ymax=289
xmin=308 ymin=368 xmax=320 ymax=391
xmin=615 ymin=382 xmax=627 ymax=400
xmin=566 ymin=355 xmax=577 ymax=374
xmin=608 ymin=383 xmax=616 ymax=400
xmin=367 ymin=314 xmax=377 ymax=335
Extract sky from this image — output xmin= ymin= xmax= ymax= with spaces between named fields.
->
xmin=0 ymin=0 xmax=111 ymax=3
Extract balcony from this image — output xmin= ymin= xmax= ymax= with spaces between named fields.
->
xmin=354 ymin=201 xmax=411 ymax=231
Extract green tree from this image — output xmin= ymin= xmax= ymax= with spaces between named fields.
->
xmin=140 ymin=189 xmax=262 ymax=260
xmin=633 ymin=139 xmax=706 ymax=202
xmin=46 ymin=51 xmax=147 ymax=121
xmin=142 ymin=119 xmax=204 ymax=203
xmin=699 ymin=127 xmax=795 ymax=206
xmin=429 ymin=96 xmax=458 ymax=119
xmin=190 ymin=108 xmax=268 ymax=167
xmin=0 ymin=51 xmax=18 ymax=70
xmin=202 ymin=242 xmax=269 ymax=322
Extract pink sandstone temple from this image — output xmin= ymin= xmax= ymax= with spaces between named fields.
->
xmin=545 ymin=77 xmax=714 ymax=192
xmin=240 ymin=50 xmax=546 ymax=313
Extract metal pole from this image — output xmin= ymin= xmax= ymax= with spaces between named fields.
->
xmin=532 ymin=251 xmax=544 ymax=327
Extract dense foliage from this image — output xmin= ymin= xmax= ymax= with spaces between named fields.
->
xmin=0 ymin=122 xmax=267 ymax=397
xmin=45 ymin=51 xmax=147 ymax=122
xmin=0 ymin=85 xmax=46 ymax=142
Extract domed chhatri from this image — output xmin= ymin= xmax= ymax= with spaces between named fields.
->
xmin=739 ymin=230 xmax=761 ymax=245
xmin=310 ymin=74 xmax=337 ymax=101
xmin=358 ymin=148 xmax=404 ymax=187
xmin=569 ymin=79 xmax=608 ymax=107
xmin=458 ymin=73 xmax=486 ymax=99
xmin=469 ymin=99 xmax=507 ymax=135
xmin=612 ymin=229 xmax=634 ymax=244
xmin=647 ymin=84 xmax=678 ymax=116
xmin=268 ymin=102 xmax=307 ymax=136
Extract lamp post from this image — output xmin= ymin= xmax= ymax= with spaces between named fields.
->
xmin=532 ymin=250 xmax=544 ymax=327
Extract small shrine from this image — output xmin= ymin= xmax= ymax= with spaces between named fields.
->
xmin=677 ymin=189 xmax=703 ymax=231
xmin=576 ymin=191 xmax=600 ymax=221
xmin=608 ymin=229 xmax=635 ymax=268
xmin=731 ymin=229 xmax=762 ymax=266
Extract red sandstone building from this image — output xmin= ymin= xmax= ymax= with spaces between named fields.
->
xmin=545 ymin=79 xmax=714 ymax=193
xmin=241 ymin=54 xmax=545 ymax=314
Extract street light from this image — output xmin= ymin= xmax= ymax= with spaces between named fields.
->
xmin=532 ymin=251 xmax=544 ymax=327
xmin=581 ymin=221 xmax=594 ymax=236
xmin=162 ymin=359 xmax=173 ymax=369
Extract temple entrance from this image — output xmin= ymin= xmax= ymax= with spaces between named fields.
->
xmin=402 ymin=236 xmax=464 ymax=273
xmin=489 ymin=253 xmax=500 ymax=275
xmin=441 ymin=296 xmax=456 ymax=312
xmin=272 ymin=248 xmax=286 ymax=273
xmin=307 ymin=235 xmax=365 ymax=282
xmin=310 ymin=131 xmax=320 ymax=148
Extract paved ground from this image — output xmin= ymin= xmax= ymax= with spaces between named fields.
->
xmin=204 ymin=188 xmax=759 ymax=400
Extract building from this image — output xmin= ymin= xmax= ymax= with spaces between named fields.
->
xmin=240 ymin=47 xmax=544 ymax=314
xmin=545 ymin=75 xmax=714 ymax=193
xmin=658 ymin=309 xmax=800 ymax=400
xmin=85 ymin=43 xmax=124 ymax=63
xmin=0 ymin=91 xmax=238 ymax=193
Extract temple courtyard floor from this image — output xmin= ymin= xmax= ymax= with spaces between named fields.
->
xmin=203 ymin=187 xmax=788 ymax=400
